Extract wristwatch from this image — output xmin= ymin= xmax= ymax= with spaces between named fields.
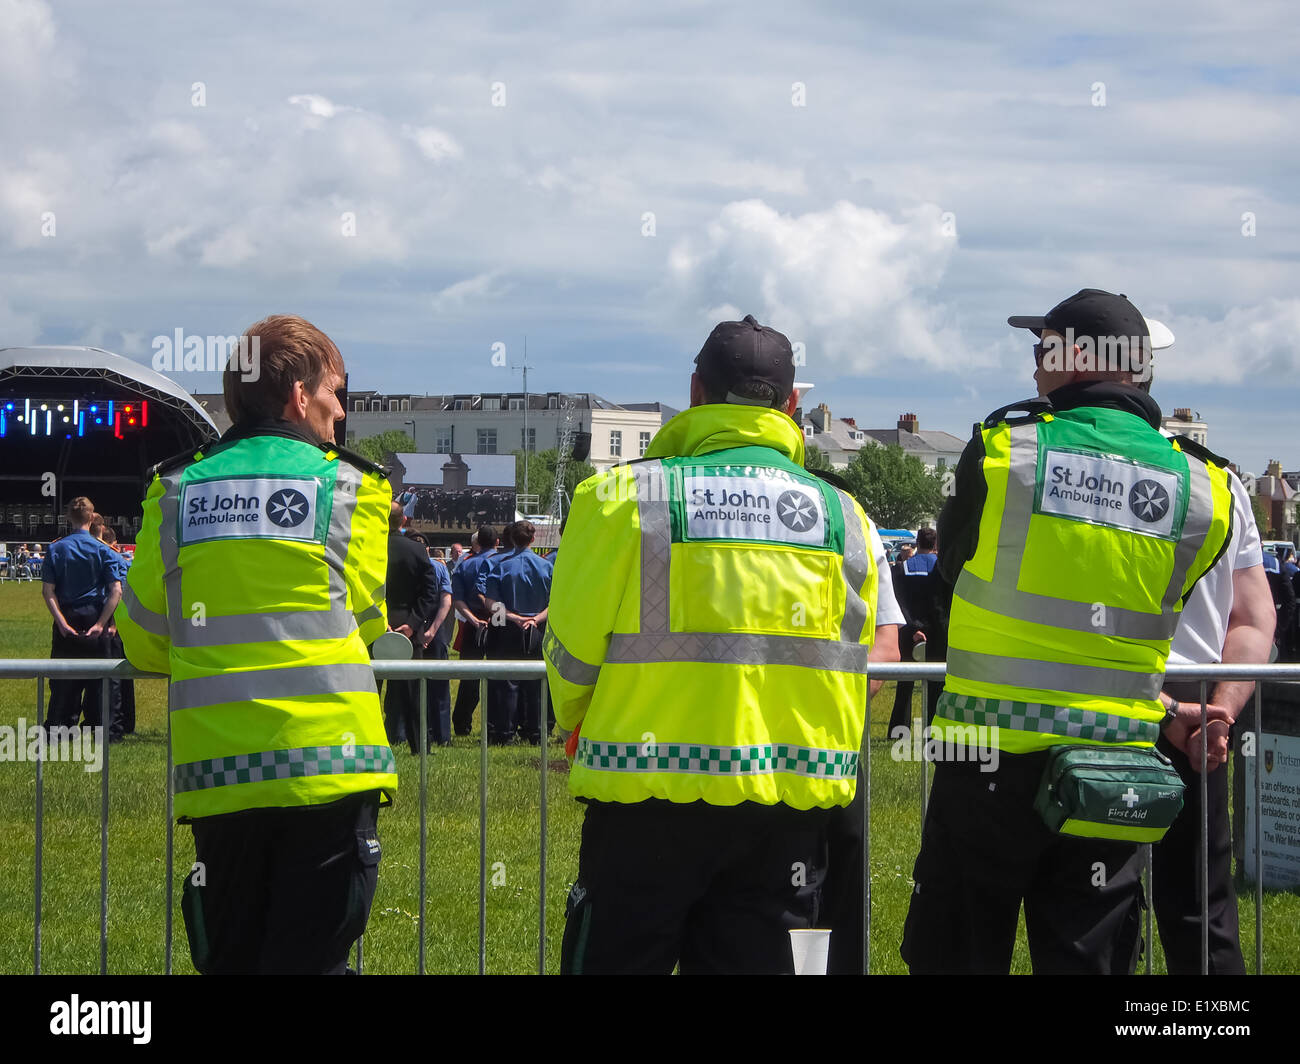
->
xmin=1158 ymin=691 xmax=1180 ymax=728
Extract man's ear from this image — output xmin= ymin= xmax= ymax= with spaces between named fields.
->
xmin=689 ymin=372 xmax=705 ymax=408
xmin=784 ymin=390 xmax=799 ymax=417
xmin=283 ymin=380 xmax=308 ymax=422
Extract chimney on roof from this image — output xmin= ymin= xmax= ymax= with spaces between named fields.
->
xmin=1172 ymin=407 xmax=1192 ymax=420
xmin=841 ymin=417 xmax=857 ymax=427
xmin=898 ymin=412 xmax=919 ymax=434
xmin=1267 ymin=459 xmax=1283 ymax=479
xmin=814 ymin=403 xmax=832 ymax=433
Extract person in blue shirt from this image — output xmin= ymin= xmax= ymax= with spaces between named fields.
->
xmin=416 ymin=543 xmax=455 ymax=745
xmin=41 ymin=496 xmax=122 ymax=732
xmin=450 ymin=525 xmax=500 ymax=736
xmin=477 ymin=520 xmax=553 ymax=744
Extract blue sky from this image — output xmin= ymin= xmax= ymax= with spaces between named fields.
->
xmin=2 ymin=0 xmax=1296 ymax=471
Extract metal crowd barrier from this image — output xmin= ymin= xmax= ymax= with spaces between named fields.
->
xmin=2 ymin=657 xmax=1298 ymax=975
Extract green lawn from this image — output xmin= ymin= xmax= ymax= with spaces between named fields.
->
xmin=0 ymin=582 xmax=1295 ymax=974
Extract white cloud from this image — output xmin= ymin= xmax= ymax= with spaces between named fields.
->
xmin=432 ymin=271 xmax=508 ymax=314
xmin=403 ymin=124 xmax=463 ymax=162
xmin=666 ymin=199 xmax=965 ymax=373
xmin=1158 ymin=298 xmax=1300 ymax=384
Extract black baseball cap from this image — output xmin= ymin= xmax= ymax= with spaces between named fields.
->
xmin=694 ymin=314 xmax=795 ymax=408
xmin=1008 ymin=289 xmax=1152 ymax=348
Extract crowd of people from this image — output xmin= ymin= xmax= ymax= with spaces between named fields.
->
xmin=13 ymin=299 xmax=1267 ymax=977
xmin=398 ymin=487 xmax=515 ymax=532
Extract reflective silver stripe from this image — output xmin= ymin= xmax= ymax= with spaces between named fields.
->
xmin=543 ymin=626 xmax=601 ymax=686
xmin=169 ymin=662 xmax=378 ymax=712
xmin=1162 ymin=455 xmax=1214 ymax=612
xmin=607 ymin=631 xmax=870 ymax=674
xmin=636 ymin=462 xmax=670 ymax=634
xmin=995 ymin=423 xmax=1040 ymax=583
xmin=575 ymin=737 xmax=858 ymax=780
xmin=946 ymin=647 xmax=1161 ymax=700
xmin=937 ymin=692 xmax=1159 ymax=745
xmin=325 ymin=462 xmax=362 ymax=611
xmin=836 ymin=490 xmax=870 ymax=644
xmin=173 ymin=608 xmax=358 ymax=648
xmin=356 ymin=602 xmax=385 ymax=627
xmin=158 ymin=470 xmax=186 ymax=625
xmin=174 ymin=743 xmax=395 ymax=793
xmin=957 ymin=572 xmax=1173 ymax=641
xmin=121 ymin=583 xmax=170 ymax=638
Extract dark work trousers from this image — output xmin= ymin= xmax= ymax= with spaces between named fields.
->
xmin=561 ymin=799 xmax=831 ymax=975
xmin=902 ymin=751 xmax=1145 ymax=974
xmin=484 ymin=621 xmax=515 ymax=744
xmin=888 ymin=630 xmax=947 ymax=735
xmin=46 ymin=604 xmax=110 ymax=730
xmin=382 ymin=609 xmax=430 ymax=753
xmin=182 ymin=790 xmax=382 ymax=975
xmin=452 ymin=620 xmax=490 ymax=735
xmin=1151 ymin=682 xmax=1245 ymax=975
xmin=486 ymin=621 xmax=552 ymax=743
xmin=106 ymin=628 xmax=136 ymax=739
xmin=824 ymin=762 xmax=866 ymax=974
xmin=422 ymin=636 xmax=452 ymax=745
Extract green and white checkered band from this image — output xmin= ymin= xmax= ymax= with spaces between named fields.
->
xmin=574 ymin=738 xmax=858 ymax=780
xmin=174 ymin=744 xmax=396 ymax=793
xmin=938 ymin=692 xmax=1159 ymax=745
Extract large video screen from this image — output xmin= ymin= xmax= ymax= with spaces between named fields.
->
xmin=390 ymin=452 xmax=516 ymax=535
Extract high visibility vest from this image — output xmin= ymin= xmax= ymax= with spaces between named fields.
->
xmin=543 ymin=405 xmax=879 ymax=810
xmin=116 ymin=430 xmax=398 ymax=818
xmin=932 ymin=406 xmax=1233 ymax=754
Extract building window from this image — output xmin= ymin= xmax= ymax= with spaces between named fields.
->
xmin=509 ymin=398 xmax=525 ymax=411
xmin=353 ymin=400 xmax=364 ymax=412
xmin=454 ymin=399 xmax=468 ymax=410
xmin=522 ymin=427 xmax=536 ymax=453
xmin=477 ymin=429 xmax=497 ymax=455
xmin=639 ymin=431 xmax=651 ymax=456
xmin=803 ymin=425 xmax=814 ymax=438
xmin=370 ymin=400 xmax=382 ymax=412
xmin=610 ymin=430 xmax=622 ymax=458
xmin=401 ymin=399 xmax=410 ymax=411
xmin=435 ymin=428 xmax=453 ymax=452
xmin=548 ymin=395 xmax=558 ymax=409
xmin=484 ymin=396 xmax=501 ymax=411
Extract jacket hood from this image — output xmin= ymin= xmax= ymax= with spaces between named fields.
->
xmin=644 ymin=404 xmax=805 ymax=464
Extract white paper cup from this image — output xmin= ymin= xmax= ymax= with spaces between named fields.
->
xmin=789 ymin=928 xmax=831 ymax=975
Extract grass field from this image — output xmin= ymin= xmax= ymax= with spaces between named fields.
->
xmin=1 ymin=582 xmax=1296 ymax=974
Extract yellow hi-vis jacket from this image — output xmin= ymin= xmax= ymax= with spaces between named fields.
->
xmin=116 ymin=424 xmax=398 ymax=818
xmin=932 ymin=402 xmax=1233 ymax=754
xmin=543 ymin=404 xmax=879 ymax=810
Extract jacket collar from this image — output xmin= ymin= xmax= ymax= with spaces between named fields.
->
xmin=218 ymin=418 xmax=333 ymax=450
xmin=1046 ymin=381 xmax=1162 ymax=430
xmin=644 ymin=404 xmax=805 ymax=463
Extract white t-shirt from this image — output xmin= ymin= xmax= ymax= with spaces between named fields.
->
xmin=867 ymin=521 xmax=906 ymax=628
xmin=1168 ymin=470 xmax=1260 ymax=666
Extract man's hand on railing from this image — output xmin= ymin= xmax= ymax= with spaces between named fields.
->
xmin=1163 ymin=700 xmax=1232 ymax=771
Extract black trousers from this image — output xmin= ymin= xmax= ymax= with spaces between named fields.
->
xmin=182 ymin=791 xmax=382 ymax=975
xmin=902 ymin=753 xmax=1144 ymax=974
xmin=46 ymin=604 xmax=110 ymax=730
xmin=561 ymin=799 xmax=830 ymax=975
xmin=422 ymin=637 xmax=452 ymax=745
xmin=1151 ymin=682 xmax=1245 ymax=974
xmin=106 ymin=629 xmax=135 ymax=739
xmin=452 ymin=621 xmax=489 ymax=735
xmin=486 ymin=621 xmax=552 ymax=743
xmin=382 ymin=611 xmax=435 ymax=753
xmin=824 ymin=763 xmax=866 ymax=974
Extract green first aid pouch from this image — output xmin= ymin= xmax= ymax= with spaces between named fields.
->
xmin=1034 ymin=745 xmax=1185 ymax=843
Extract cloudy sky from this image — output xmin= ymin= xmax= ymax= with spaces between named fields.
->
xmin=2 ymin=0 xmax=1296 ymax=471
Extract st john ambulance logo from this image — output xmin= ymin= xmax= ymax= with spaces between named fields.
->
xmin=1128 ymin=480 xmax=1170 ymax=523
xmin=776 ymin=489 xmax=818 ymax=532
xmin=267 ymin=488 xmax=310 ymax=527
